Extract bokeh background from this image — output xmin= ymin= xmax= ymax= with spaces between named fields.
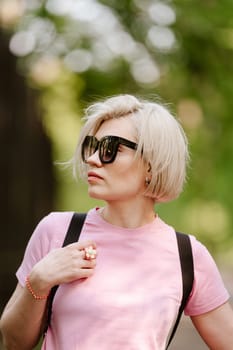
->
xmin=0 ymin=0 xmax=232 ymax=349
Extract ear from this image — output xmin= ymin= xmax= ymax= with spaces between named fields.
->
xmin=147 ymin=162 xmax=152 ymax=173
xmin=144 ymin=162 xmax=152 ymax=185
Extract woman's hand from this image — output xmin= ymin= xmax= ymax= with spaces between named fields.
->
xmin=0 ymin=241 xmax=97 ymax=350
xmin=29 ymin=240 xmax=97 ymax=295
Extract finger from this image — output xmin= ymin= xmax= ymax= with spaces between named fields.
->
xmin=81 ymin=258 xmax=96 ymax=269
xmin=69 ymin=240 xmax=97 ymax=251
xmin=82 ymin=241 xmax=97 ymax=250
xmin=78 ymin=268 xmax=95 ymax=279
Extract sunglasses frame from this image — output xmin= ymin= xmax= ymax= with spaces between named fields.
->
xmin=81 ymin=135 xmax=138 ymax=164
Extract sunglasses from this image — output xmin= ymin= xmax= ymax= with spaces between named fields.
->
xmin=81 ymin=135 xmax=138 ymax=164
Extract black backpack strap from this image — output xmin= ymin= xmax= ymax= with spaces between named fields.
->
xmin=166 ymin=232 xmax=194 ymax=349
xmin=43 ymin=212 xmax=87 ymax=335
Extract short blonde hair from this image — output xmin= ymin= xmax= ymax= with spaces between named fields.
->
xmin=73 ymin=94 xmax=189 ymax=203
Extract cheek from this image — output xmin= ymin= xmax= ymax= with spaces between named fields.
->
xmin=115 ymin=162 xmax=146 ymax=187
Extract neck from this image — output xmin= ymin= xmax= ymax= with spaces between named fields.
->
xmin=100 ymin=198 xmax=156 ymax=228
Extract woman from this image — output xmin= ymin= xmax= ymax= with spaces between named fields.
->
xmin=1 ymin=94 xmax=233 ymax=349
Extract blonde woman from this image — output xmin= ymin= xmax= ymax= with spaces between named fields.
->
xmin=1 ymin=95 xmax=233 ymax=349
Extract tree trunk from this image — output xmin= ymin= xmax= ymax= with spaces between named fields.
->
xmin=0 ymin=30 xmax=54 ymax=312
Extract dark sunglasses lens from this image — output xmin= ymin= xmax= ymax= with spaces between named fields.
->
xmin=100 ymin=137 xmax=117 ymax=163
xmin=82 ymin=136 xmax=96 ymax=162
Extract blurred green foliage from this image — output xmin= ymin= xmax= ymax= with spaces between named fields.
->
xmin=1 ymin=0 xmax=233 ymax=260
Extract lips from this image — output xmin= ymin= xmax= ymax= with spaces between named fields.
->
xmin=87 ymin=171 xmax=103 ymax=181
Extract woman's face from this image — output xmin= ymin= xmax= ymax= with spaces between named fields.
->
xmin=85 ymin=117 xmax=148 ymax=203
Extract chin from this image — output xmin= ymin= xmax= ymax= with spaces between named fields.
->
xmin=88 ymin=190 xmax=105 ymax=200
xmin=88 ymin=190 xmax=117 ymax=202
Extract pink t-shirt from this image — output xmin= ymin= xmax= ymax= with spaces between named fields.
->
xmin=16 ymin=208 xmax=229 ymax=350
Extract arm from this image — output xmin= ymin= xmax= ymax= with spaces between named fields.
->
xmin=0 ymin=283 xmax=46 ymax=350
xmin=191 ymin=301 xmax=233 ymax=350
xmin=0 ymin=240 xmax=97 ymax=350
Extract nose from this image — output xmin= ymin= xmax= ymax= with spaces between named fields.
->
xmin=86 ymin=149 xmax=102 ymax=166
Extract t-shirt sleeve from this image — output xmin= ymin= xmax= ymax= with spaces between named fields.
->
xmin=184 ymin=236 xmax=230 ymax=316
xmin=16 ymin=212 xmax=72 ymax=287
xmin=16 ymin=214 xmax=53 ymax=287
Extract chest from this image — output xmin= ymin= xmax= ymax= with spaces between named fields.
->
xmin=54 ymin=232 xmax=182 ymax=324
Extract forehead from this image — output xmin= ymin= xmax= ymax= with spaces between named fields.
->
xmin=95 ymin=117 xmax=136 ymax=140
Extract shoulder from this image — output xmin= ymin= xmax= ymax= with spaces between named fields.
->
xmin=40 ymin=211 xmax=74 ymax=230
xmin=188 ymin=234 xmax=215 ymax=266
xmin=30 ymin=211 xmax=75 ymax=250
xmin=188 ymin=234 xmax=224 ymax=280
